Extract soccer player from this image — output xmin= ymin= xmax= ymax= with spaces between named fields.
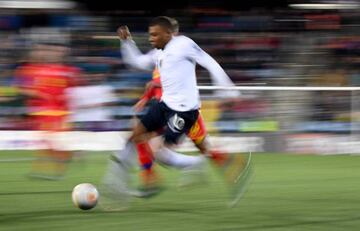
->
xmin=133 ymin=67 xmax=208 ymax=190
xmin=129 ymin=17 xmax=206 ymax=190
xmin=128 ymin=17 xmax=246 ymax=193
xmin=115 ymin=16 xmax=250 ymax=205
xmin=15 ymin=43 xmax=80 ymax=180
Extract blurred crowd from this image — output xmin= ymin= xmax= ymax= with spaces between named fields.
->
xmin=0 ymin=6 xmax=359 ymax=133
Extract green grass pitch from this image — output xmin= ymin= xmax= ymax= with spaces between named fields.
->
xmin=0 ymin=151 xmax=360 ymax=231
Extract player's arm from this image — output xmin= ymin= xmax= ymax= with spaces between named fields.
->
xmin=189 ymin=41 xmax=240 ymax=98
xmin=117 ymin=26 xmax=155 ymax=71
xmin=133 ymin=81 xmax=157 ymax=112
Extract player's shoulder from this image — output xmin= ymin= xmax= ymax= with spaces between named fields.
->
xmin=171 ymin=35 xmax=199 ymax=52
xmin=175 ymin=35 xmax=193 ymax=42
xmin=17 ymin=63 xmax=38 ymax=70
xmin=58 ymin=64 xmax=81 ymax=72
xmin=15 ymin=63 xmax=40 ymax=76
xmin=174 ymin=35 xmax=196 ymax=46
xmin=55 ymin=64 xmax=82 ymax=76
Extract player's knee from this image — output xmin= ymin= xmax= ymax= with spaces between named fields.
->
xmin=194 ymin=140 xmax=208 ymax=154
xmin=163 ymin=138 xmax=177 ymax=147
xmin=163 ymin=133 xmax=184 ymax=147
xmin=129 ymin=122 xmax=148 ymax=142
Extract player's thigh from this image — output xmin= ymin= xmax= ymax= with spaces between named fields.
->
xmin=163 ymin=108 xmax=199 ymax=145
xmin=140 ymin=101 xmax=167 ymax=132
xmin=187 ymin=112 xmax=207 ymax=145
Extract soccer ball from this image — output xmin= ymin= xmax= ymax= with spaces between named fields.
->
xmin=72 ymin=183 xmax=99 ymax=210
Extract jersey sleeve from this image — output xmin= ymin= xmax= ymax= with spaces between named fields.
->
xmin=140 ymin=80 xmax=157 ymax=101
xmin=187 ymin=40 xmax=241 ymax=97
xmin=121 ymin=40 xmax=155 ymax=71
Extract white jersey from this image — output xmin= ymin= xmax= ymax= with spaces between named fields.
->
xmin=121 ymin=35 xmax=238 ymax=111
xmin=121 ymin=40 xmax=158 ymax=71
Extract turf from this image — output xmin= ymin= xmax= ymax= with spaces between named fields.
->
xmin=0 ymin=151 xmax=360 ymax=231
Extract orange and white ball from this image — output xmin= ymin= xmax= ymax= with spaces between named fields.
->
xmin=72 ymin=183 xmax=99 ymax=210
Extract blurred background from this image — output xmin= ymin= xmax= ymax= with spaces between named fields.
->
xmin=0 ymin=0 xmax=359 ymax=154
xmin=1 ymin=1 xmax=360 ymax=231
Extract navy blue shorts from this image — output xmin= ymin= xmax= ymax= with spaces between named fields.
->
xmin=140 ymin=101 xmax=199 ymax=145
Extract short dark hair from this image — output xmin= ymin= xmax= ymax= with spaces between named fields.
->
xmin=149 ymin=16 xmax=174 ymax=32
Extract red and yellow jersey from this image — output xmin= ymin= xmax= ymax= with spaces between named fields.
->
xmin=141 ymin=68 xmax=162 ymax=101
xmin=16 ymin=63 xmax=80 ymax=116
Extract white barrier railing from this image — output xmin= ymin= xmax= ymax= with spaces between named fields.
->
xmin=198 ymin=86 xmax=360 ymax=91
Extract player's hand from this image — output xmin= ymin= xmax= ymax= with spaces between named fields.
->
xmin=117 ymin=26 xmax=132 ymax=40
xmin=133 ymin=98 xmax=148 ymax=113
xmin=145 ymin=81 xmax=161 ymax=91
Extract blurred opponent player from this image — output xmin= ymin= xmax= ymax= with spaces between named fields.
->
xmin=15 ymin=43 xmax=80 ymax=180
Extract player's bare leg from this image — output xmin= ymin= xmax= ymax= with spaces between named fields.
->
xmin=100 ymin=121 xmax=161 ymax=205
xmin=99 ymin=158 xmax=132 ymax=211
xmin=29 ymin=128 xmax=72 ymax=180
